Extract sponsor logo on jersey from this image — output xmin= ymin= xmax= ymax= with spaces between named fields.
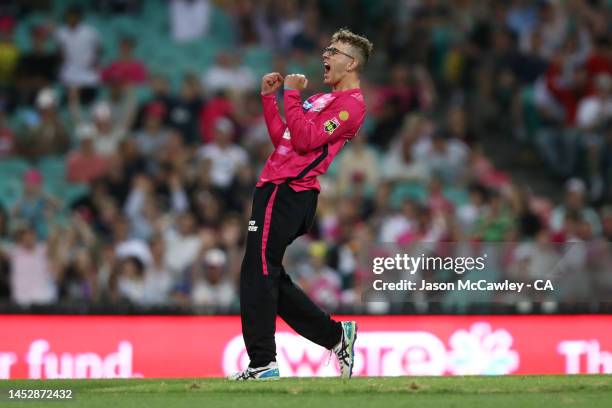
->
xmin=323 ymin=117 xmax=340 ymax=135
xmin=312 ymin=94 xmax=335 ymax=112
xmin=339 ymin=110 xmax=349 ymax=121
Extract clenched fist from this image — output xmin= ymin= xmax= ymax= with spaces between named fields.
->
xmin=261 ymin=72 xmax=283 ymax=95
xmin=284 ymin=74 xmax=308 ymax=91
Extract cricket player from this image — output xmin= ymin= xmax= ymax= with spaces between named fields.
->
xmin=229 ymin=29 xmax=373 ymax=381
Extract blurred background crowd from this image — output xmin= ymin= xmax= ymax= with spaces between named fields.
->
xmin=0 ymin=0 xmax=611 ymax=313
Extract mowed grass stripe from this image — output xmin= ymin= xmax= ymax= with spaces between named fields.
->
xmin=3 ymin=375 xmax=611 ymax=395
xmin=1 ymin=376 xmax=611 ymax=408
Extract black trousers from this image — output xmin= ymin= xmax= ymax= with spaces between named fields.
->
xmin=240 ymin=182 xmax=342 ymax=367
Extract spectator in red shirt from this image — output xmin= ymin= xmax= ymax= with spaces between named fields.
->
xmin=585 ymin=37 xmax=612 ymax=90
xmin=66 ymin=123 xmax=109 ymax=184
xmin=101 ymin=36 xmax=148 ymax=85
xmin=543 ymin=37 xmax=590 ymax=127
xmin=198 ymin=90 xmax=235 ymax=143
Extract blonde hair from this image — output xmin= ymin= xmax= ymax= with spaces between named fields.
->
xmin=331 ymin=29 xmax=374 ymax=69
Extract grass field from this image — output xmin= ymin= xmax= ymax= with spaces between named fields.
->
xmin=2 ymin=375 xmax=611 ymax=407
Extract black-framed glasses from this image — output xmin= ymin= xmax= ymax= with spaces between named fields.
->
xmin=323 ymin=46 xmax=355 ymax=60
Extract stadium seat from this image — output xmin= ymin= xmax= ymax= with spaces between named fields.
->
xmin=0 ymin=177 xmax=23 ymax=210
xmin=0 ymin=159 xmax=30 ymax=209
xmin=209 ymin=7 xmax=235 ymax=46
xmin=134 ymin=85 xmax=153 ymax=104
xmin=243 ymin=47 xmax=272 ymax=78
xmin=38 ymin=156 xmax=66 ymax=180
xmin=45 ymin=179 xmax=90 ymax=208
xmin=443 ymin=186 xmax=469 ymax=207
xmin=390 ymin=182 xmax=427 ymax=208
xmin=326 ymin=155 xmax=340 ymax=179
xmin=0 ymin=157 xmax=30 ymax=176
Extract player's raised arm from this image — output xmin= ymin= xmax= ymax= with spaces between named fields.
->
xmin=260 ymin=72 xmax=286 ymax=147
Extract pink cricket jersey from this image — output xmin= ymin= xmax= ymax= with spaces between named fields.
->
xmin=257 ymin=88 xmax=366 ymax=192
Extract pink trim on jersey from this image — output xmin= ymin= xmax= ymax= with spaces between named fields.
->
xmin=261 ymin=185 xmax=279 ymax=276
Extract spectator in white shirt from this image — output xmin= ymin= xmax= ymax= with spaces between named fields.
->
xmin=114 ymin=238 xmax=158 ymax=305
xmin=550 ymin=178 xmax=602 ymax=236
xmin=413 ymin=129 xmax=469 ymax=184
xmin=5 ymin=225 xmax=58 ymax=306
xmin=164 ymin=212 xmax=203 ymax=276
xmin=383 ymin=131 xmax=430 ymax=184
xmin=577 ymin=73 xmax=612 ymax=132
xmin=115 ymin=255 xmax=147 ymax=305
xmin=336 ymin=134 xmax=380 ymax=195
xmin=91 ymin=101 xmax=128 ymax=157
xmin=142 ymin=235 xmax=175 ymax=305
xmin=277 ymin=0 xmax=304 ymax=52
xmin=197 ymin=118 xmax=248 ymax=190
xmin=56 ymin=7 xmax=101 ymax=104
xmin=457 ymin=183 xmax=489 ymax=234
xmin=191 ymin=248 xmax=235 ymax=307
xmin=379 ymin=199 xmax=420 ymax=243
xmin=170 ymin=0 xmax=211 ymax=43
xmin=202 ymin=52 xmax=256 ymax=96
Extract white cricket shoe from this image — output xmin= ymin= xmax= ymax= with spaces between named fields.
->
xmin=333 ymin=321 xmax=358 ymax=378
xmin=227 ymin=361 xmax=280 ymax=381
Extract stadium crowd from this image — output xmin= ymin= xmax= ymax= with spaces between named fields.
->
xmin=0 ymin=0 xmax=611 ymax=311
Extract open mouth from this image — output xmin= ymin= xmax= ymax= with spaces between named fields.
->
xmin=323 ymin=62 xmax=331 ymax=74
